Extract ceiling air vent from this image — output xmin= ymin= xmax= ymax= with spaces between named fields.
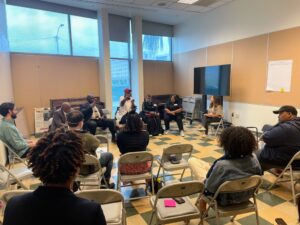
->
xmin=193 ymin=0 xmax=220 ymax=7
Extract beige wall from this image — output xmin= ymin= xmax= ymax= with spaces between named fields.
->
xmin=143 ymin=60 xmax=174 ymax=96
xmin=174 ymin=26 xmax=300 ymax=107
xmin=11 ymin=54 xmax=100 ymax=134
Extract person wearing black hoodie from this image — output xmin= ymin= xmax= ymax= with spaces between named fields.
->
xmin=257 ymin=105 xmax=300 ymax=170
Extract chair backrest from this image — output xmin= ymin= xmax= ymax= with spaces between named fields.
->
xmin=156 ymin=181 xmax=204 ymax=199
xmin=214 ymin=175 xmax=262 ymax=197
xmin=95 ymin=135 xmax=109 ymax=144
xmin=162 ymin=144 xmax=193 ymax=162
xmin=118 ymin=151 xmax=153 ymax=165
xmin=75 ymin=189 xmax=124 ymax=205
xmin=0 ymin=140 xmax=8 ymax=166
xmin=79 ymin=154 xmax=101 ymax=176
xmin=2 ymin=190 xmax=33 ymax=204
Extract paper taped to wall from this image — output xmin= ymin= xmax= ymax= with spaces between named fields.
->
xmin=266 ymin=60 xmax=292 ymax=92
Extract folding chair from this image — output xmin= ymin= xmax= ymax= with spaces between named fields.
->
xmin=117 ymin=152 xmax=154 ymax=200
xmin=76 ymin=189 xmax=126 ymax=225
xmin=201 ymin=175 xmax=262 ymax=225
xmin=267 ymin=151 xmax=300 ymax=204
xmin=156 ymin=144 xmax=193 ymax=184
xmin=76 ymin=154 xmax=108 ymax=189
xmin=208 ymin=117 xmax=224 ymax=136
xmin=246 ymin=127 xmax=259 ymax=142
xmin=0 ymin=140 xmax=27 ymax=168
xmin=149 ymin=181 xmax=204 ymax=225
xmin=95 ymin=135 xmax=110 ymax=154
xmin=0 ymin=164 xmax=33 ymax=190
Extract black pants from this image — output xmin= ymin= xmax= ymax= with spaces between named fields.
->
xmin=202 ymin=116 xmax=221 ymax=135
xmin=164 ymin=113 xmax=183 ymax=131
xmin=85 ymin=119 xmax=116 ymax=138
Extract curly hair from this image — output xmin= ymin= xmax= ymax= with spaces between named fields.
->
xmin=27 ymin=129 xmax=84 ymax=184
xmin=219 ymin=126 xmax=257 ymax=159
xmin=124 ymin=112 xmax=143 ymax=133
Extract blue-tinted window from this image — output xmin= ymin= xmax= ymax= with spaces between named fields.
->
xmin=71 ymin=15 xmax=99 ymax=57
xmin=142 ymin=35 xmax=171 ymax=61
xmin=110 ymin=41 xmax=129 ymax=59
xmin=6 ymin=5 xmax=70 ymax=55
xmin=111 ymin=59 xmax=130 ymax=113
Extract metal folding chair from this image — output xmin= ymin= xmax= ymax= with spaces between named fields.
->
xmin=76 ymin=189 xmax=126 ymax=225
xmin=156 ymin=144 xmax=193 ymax=184
xmin=149 ymin=181 xmax=204 ymax=225
xmin=201 ymin=175 xmax=262 ymax=225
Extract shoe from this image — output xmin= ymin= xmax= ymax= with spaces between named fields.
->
xmin=164 ymin=129 xmax=169 ymax=134
xmin=149 ymin=134 xmax=153 ymax=137
xmin=180 ymin=130 xmax=185 ymax=137
xmin=198 ymin=127 xmax=206 ymax=131
xmin=101 ymin=179 xmax=115 ymax=189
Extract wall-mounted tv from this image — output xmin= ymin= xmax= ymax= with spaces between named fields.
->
xmin=194 ymin=64 xmax=231 ymax=96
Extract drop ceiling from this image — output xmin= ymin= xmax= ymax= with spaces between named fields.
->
xmin=41 ymin=0 xmax=236 ymax=25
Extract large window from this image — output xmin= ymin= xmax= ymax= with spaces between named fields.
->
xmin=6 ymin=5 xmax=99 ymax=57
xmin=110 ymin=41 xmax=131 ymax=113
xmin=6 ymin=5 xmax=70 ymax=55
xmin=71 ymin=15 xmax=99 ymax=57
xmin=142 ymin=35 xmax=171 ymax=61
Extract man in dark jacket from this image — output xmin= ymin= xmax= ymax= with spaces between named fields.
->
xmin=257 ymin=105 xmax=300 ymax=170
xmin=80 ymin=95 xmax=116 ymax=142
xmin=50 ymin=102 xmax=71 ymax=132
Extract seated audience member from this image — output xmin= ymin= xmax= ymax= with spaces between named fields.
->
xmin=67 ymin=110 xmax=115 ymax=188
xmin=189 ymin=126 xmax=262 ymax=210
xmin=164 ymin=95 xmax=184 ymax=136
xmin=140 ymin=95 xmax=164 ymax=136
xmin=201 ymin=95 xmax=223 ymax=136
xmin=80 ymin=95 xmax=116 ymax=142
xmin=50 ymin=102 xmax=71 ymax=132
xmin=3 ymin=129 xmax=106 ymax=225
xmin=0 ymin=102 xmax=36 ymax=158
xmin=256 ymin=105 xmax=300 ymax=170
xmin=117 ymin=112 xmax=150 ymax=175
xmin=115 ymin=88 xmax=134 ymax=125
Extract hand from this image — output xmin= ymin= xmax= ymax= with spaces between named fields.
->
xmin=27 ymin=139 xmax=37 ymax=148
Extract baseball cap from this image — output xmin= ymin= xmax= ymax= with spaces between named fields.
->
xmin=273 ymin=105 xmax=298 ymax=115
xmin=124 ymin=88 xmax=132 ymax=94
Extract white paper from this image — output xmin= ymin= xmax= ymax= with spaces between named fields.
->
xmin=266 ymin=60 xmax=293 ymax=92
xmin=35 ymin=108 xmax=52 ymax=133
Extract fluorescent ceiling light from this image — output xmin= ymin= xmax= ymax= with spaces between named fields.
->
xmin=177 ymin=0 xmax=199 ymax=4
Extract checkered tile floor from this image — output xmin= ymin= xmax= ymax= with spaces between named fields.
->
xmin=19 ymin=121 xmax=300 ymax=224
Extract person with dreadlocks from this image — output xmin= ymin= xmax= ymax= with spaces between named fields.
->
xmin=3 ymin=129 xmax=106 ymax=225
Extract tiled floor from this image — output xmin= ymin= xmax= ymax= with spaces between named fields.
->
xmin=7 ymin=121 xmax=300 ymax=225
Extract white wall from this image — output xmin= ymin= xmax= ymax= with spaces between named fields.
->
xmin=173 ymin=0 xmax=300 ymax=54
xmin=0 ymin=0 xmax=14 ymax=103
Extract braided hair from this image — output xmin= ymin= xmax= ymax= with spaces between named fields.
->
xmin=27 ymin=129 xmax=84 ymax=184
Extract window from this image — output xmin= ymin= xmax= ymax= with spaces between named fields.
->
xmin=6 ymin=5 xmax=70 ymax=55
xmin=71 ymin=15 xmax=99 ymax=57
xmin=142 ymin=35 xmax=171 ymax=61
xmin=110 ymin=41 xmax=131 ymax=113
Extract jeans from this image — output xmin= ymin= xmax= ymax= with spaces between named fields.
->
xmin=164 ymin=113 xmax=183 ymax=131
xmin=100 ymin=152 xmax=114 ymax=180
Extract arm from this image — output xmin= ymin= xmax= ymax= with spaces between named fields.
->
xmin=205 ymin=162 xmax=226 ymax=194
xmin=4 ymin=126 xmax=28 ymax=153
xmin=262 ymin=125 xmax=287 ymax=146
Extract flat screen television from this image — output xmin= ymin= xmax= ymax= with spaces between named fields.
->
xmin=194 ymin=64 xmax=231 ymax=96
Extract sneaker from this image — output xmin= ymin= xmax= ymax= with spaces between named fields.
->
xmin=165 ymin=129 xmax=169 ymax=135
xmin=198 ymin=127 xmax=206 ymax=131
xmin=180 ymin=130 xmax=185 ymax=137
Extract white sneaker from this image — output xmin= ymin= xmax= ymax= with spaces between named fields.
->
xmin=180 ymin=130 xmax=185 ymax=137
xmin=198 ymin=127 xmax=206 ymax=131
xmin=165 ymin=130 xmax=169 ymax=135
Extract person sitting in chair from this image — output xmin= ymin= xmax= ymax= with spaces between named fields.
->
xmin=0 ymin=102 xmax=36 ymax=158
xmin=80 ymin=95 xmax=116 ymax=143
xmin=67 ymin=110 xmax=115 ymax=189
xmin=140 ymin=95 xmax=164 ymax=136
xmin=189 ymin=126 xmax=262 ymax=211
xmin=3 ymin=129 xmax=106 ymax=225
xmin=50 ymin=102 xmax=71 ymax=132
xmin=201 ymin=95 xmax=223 ymax=137
xmin=164 ymin=95 xmax=184 ymax=137
xmin=256 ymin=105 xmax=300 ymax=171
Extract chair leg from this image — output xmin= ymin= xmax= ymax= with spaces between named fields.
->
xmin=255 ymin=207 xmax=260 ymax=225
xmin=214 ymin=205 xmax=220 ymax=225
xmin=151 ymin=176 xmax=155 ymax=195
xmin=162 ymin=169 xmax=166 ymax=185
xmin=180 ymin=169 xmax=186 ymax=181
xmin=230 ymin=215 xmax=237 ymax=222
xmin=290 ymin=168 xmax=297 ymax=205
xmin=149 ymin=211 xmax=155 ymax=225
